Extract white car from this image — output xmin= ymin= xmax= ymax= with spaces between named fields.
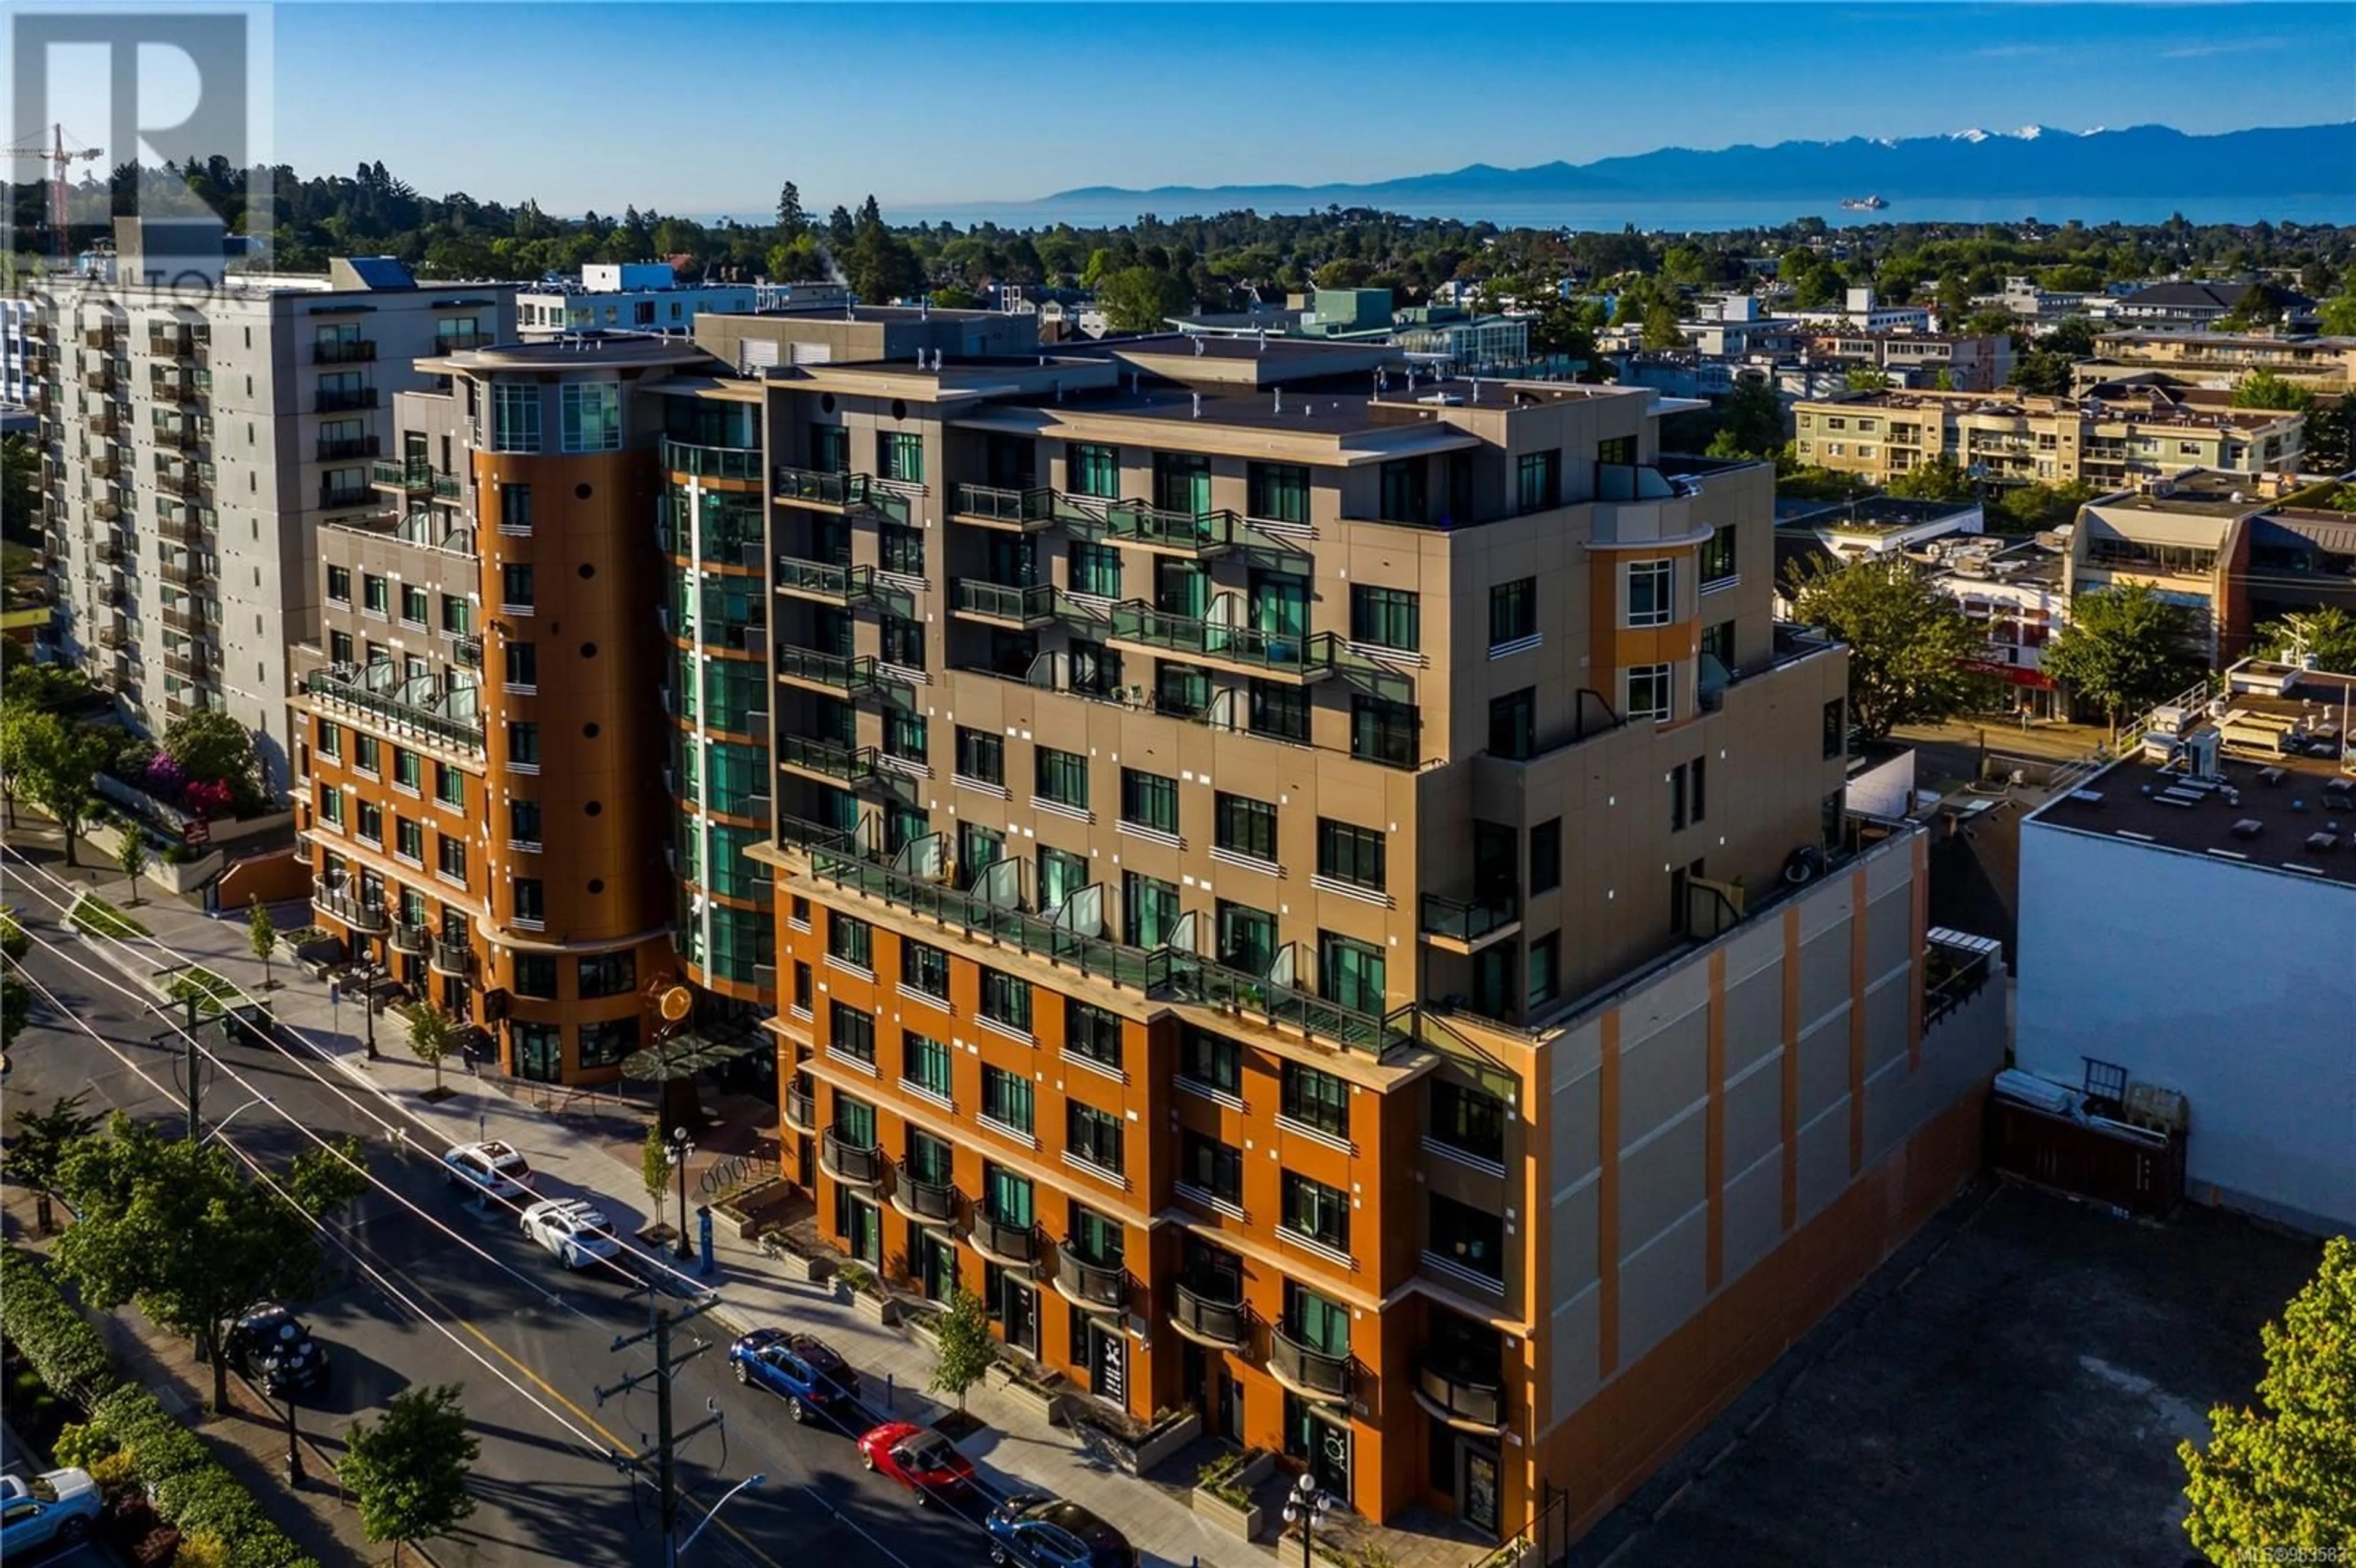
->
xmin=1 ymin=1468 xmax=102 ymax=1555
xmin=520 ymin=1197 xmax=622 ymax=1268
xmin=444 ymin=1139 xmax=534 ymax=1201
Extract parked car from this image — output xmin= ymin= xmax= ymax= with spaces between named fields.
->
xmin=520 ymin=1197 xmax=622 ymax=1268
xmin=857 ymin=1420 xmax=975 ymax=1504
xmin=227 ymin=1302 xmax=330 ymax=1395
xmin=217 ymin=1001 xmax=282 ymax=1051
xmin=729 ymin=1328 xmax=860 ymax=1424
xmin=0 ymin=1469 xmax=101 ymax=1555
xmin=987 ymin=1495 xmax=1139 ymax=1568
xmin=443 ymin=1139 xmax=535 ymax=1202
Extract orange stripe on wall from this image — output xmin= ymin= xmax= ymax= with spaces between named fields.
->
xmin=1847 ymin=867 xmax=1869 ymax=1179
xmin=1598 ymin=1008 xmax=1622 ymax=1380
xmin=1780 ymin=905 xmax=1801 ymax=1233
xmin=1705 ymin=948 xmax=1727 ymax=1294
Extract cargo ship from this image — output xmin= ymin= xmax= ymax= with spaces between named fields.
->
xmin=1840 ymin=194 xmax=1888 ymax=211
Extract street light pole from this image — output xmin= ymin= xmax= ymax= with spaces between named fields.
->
xmin=1282 ymin=1472 xmax=1332 ymax=1568
xmin=675 ymin=1472 xmax=766 ymax=1561
xmin=361 ymin=962 xmax=379 ymax=1060
xmin=285 ymin=1389 xmax=304 ymax=1484
xmin=670 ymin=1128 xmax=696 ymax=1261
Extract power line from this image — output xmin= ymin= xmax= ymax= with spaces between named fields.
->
xmin=597 ymin=1283 xmax=726 ymax=1568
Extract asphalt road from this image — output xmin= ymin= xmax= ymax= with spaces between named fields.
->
xmin=4 ymin=914 xmax=1004 ymax=1568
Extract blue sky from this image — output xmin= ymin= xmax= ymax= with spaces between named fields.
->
xmin=250 ymin=2 xmax=2356 ymax=215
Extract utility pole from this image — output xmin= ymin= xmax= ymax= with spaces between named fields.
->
xmin=152 ymin=990 xmax=207 ymax=1139
xmin=595 ymin=1285 xmax=723 ymax=1567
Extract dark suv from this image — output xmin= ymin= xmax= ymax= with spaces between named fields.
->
xmin=986 ymin=1495 xmax=1139 ymax=1568
xmin=227 ymin=1303 xmax=329 ymax=1395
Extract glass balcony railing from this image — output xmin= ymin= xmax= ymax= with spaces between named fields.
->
xmin=1104 ymin=501 xmax=1238 ymax=553
xmin=301 ymin=666 xmax=485 ymax=752
xmin=777 ymin=735 xmax=877 ymax=783
xmin=774 ymin=647 xmax=878 ymax=694
xmin=1419 ymin=890 xmax=1522 ymax=946
xmin=951 ymin=580 xmax=1057 ymax=625
xmin=950 ymin=482 xmax=1056 ymax=528
xmin=772 ymin=465 xmax=869 ymax=507
xmin=773 ymin=556 xmax=874 ymax=602
xmin=313 ymin=339 xmax=376 ymax=365
xmin=660 ymin=437 xmax=763 ymax=482
xmin=1106 ymin=602 xmax=1334 ymax=677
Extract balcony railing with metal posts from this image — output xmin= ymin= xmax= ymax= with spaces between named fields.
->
xmin=784 ymin=1085 xmax=817 ymax=1132
xmin=163 ymin=647 xmax=210 ymax=678
xmin=153 ymin=423 xmax=203 ymax=452
xmin=315 ymin=889 xmax=390 ymax=934
xmin=425 ymin=332 xmax=485 ymax=358
xmin=161 ymin=558 xmax=212 ymax=588
xmin=660 ymin=438 xmax=763 ymax=482
xmin=819 ymin=1128 xmax=884 ymax=1187
xmin=1104 ymin=501 xmax=1239 ymax=554
xmin=316 ymin=387 xmax=379 ymax=414
xmin=890 ymin=1160 xmax=961 ymax=1225
xmin=317 ymin=434 xmax=381 ymax=462
xmin=965 ymin=1212 xmax=1038 ymax=1267
xmin=161 ymin=603 xmax=207 ymax=635
xmin=951 ymin=580 xmax=1058 ymax=626
xmin=774 ymin=646 xmax=880 ymax=694
xmin=428 ymin=939 xmax=474 ymax=977
xmin=1053 ymin=1244 xmax=1128 ymax=1312
xmin=319 ymin=485 xmax=373 ymax=512
xmin=1170 ymin=1280 xmax=1250 ymax=1348
xmin=1106 ymin=602 xmax=1336 ymax=678
xmin=390 ymin=921 xmax=429 ymax=955
xmin=771 ymin=466 xmax=869 ymax=508
xmin=1413 ymin=1362 xmax=1506 ymax=1431
xmin=313 ymin=339 xmax=376 ymax=364
xmin=1419 ymin=890 xmax=1522 ymax=948
xmin=950 ymin=483 xmax=1057 ymax=529
xmin=301 ymin=664 xmax=486 ymax=752
xmin=777 ymin=736 xmax=877 ymax=784
xmin=772 ymin=556 xmax=875 ymax=603
xmin=1267 ymin=1325 xmax=1353 ymax=1402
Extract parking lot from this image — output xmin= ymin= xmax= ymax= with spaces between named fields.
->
xmin=1574 ymin=1178 xmax=2325 ymax=1568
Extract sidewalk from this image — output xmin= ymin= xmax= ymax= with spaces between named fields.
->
xmin=20 ymin=850 xmax=1288 ymax=1568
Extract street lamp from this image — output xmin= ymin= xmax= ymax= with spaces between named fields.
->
xmin=668 ymin=1126 xmax=696 ymax=1261
xmin=674 ymin=1472 xmax=766 ymax=1562
xmin=1282 ymin=1470 xmax=1333 ymax=1568
xmin=355 ymin=959 xmax=380 ymax=1061
xmin=284 ymin=1387 xmax=304 ymax=1485
xmin=202 ymin=1093 xmax=277 ymax=1146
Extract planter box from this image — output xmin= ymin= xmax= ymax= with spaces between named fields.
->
xmin=1231 ymin=1446 xmax=1276 ymax=1489
xmin=760 ymin=1238 xmax=836 ymax=1285
xmin=1191 ymin=1490 xmax=1261 ymax=1541
xmin=847 ymin=1288 xmax=901 ymax=1326
xmin=904 ymin=1313 xmax=943 ymax=1353
xmin=999 ymin=1375 xmax=1064 ymax=1420
xmin=1080 ymin=1407 xmax=1202 ymax=1475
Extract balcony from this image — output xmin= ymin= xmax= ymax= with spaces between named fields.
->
xmin=315 ymin=889 xmax=390 ymax=935
xmin=372 ymin=460 xmax=460 ymax=500
xmin=453 ymin=636 xmax=483 ymax=669
xmin=950 ymin=579 xmax=1060 ymax=629
xmin=1104 ymin=501 xmax=1238 ymax=556
xmin=87 ymin=411 xmax=119 ymax=437
xmin=301 ymin=664 xmax=486 ymax=753
xmin=390 ymin=921 xmax=429 ymax=955
xmin=316 ymin=387 xmax=379 ymax=414
xmin=161 ymin=603 xmax=207 ymax=635
xmin=425 ymin=332 xmax=485 ymax=358
xmin=784 ymin=1085 xmax=817 ymax=1133
xmin=96 ymin=623 xmax=128 ymax=650
xmin=1590 ymin=466 xmax=1704 ymax=548
xmin=819 ymin=1127 xmax=884 ymax=1189
xmin=888 ymin=1160 xmax=961 ymax=1228
xmin=965 ymin=1212 xmax=1039 ymax=1272
xmin=777 ymin=736 xmax=877 ymax=785
xmin=153 ymin=466 xmax=205 ymax=499
xmin=88 ymin=453 xmax=118 ymax=480
xmin=772 ymin=465 xmax=869 ymax=509
xmin=1266 ymin=1325 xmax=1353 ymax=1404
xmin=153 ymin=424 xmax=205 ymax=453
xmin=1412 ymin=1362 xmax=1506 ymax=1434
xmin=81 ymin=326 xmax=117 ymax=351
xmin=95 ymin=539 xmax=124 ymax=564
xmin=1169 ymin=1280 xmax=1250 ymax=1350
xmin=1105 ymin=602 xmax=1336 ymax=682
xmin=1052 ymin=1244 xmax=1128 ymax=1315
xmin=950 ymin=482 xmax=1057 ymax=531
xmin=429 ymin=939 xmax=474 ymax=977
xmin=773 ymin=556 xmax=876 ymax=605
xmin=160 ymin=558 xmax=212 ymax=589
xmin=163 ymin=647 xmax=210 ymax=678
xmin=149 ymin=329 xmax=202 ymax=361
xmin=313 ymin=339 xmax=376 ymax=365
xmin=660 ymin=439 xmax=763 ymax=482
xmin=1418 ymin=890 xmax=1522 ymax=955
xmin=774 ymin=646 xmax=879 ymax=696
xmin=317 ymin=434 xmax=382 ymax=463
xmin=318 ymin=486 xmax=374 ymax=512
xmin=151 ymin=374 xmax=201 ymax=407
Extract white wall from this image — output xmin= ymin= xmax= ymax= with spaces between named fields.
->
xmin=2016 ymin=821 xmax=2356 ymax=1231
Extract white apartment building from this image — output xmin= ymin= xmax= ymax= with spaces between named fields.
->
xmin=516 ymin=262 xmax=761 ymax=337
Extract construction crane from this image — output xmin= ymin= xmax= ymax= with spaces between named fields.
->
xmin=4 ymin=124 xmax=104 ymax=261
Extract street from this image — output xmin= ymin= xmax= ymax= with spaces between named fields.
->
xmin=2 ymin=872 xmax=1003 ymax=1568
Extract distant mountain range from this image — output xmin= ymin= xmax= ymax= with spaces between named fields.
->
xmin=1039 ymin=123 xmax=2355 ymax=212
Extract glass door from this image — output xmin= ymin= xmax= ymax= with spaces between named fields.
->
xmin=1153 ymin=453 xmax=1211 ymax=516
xmin=918 ymin=1229 xmax=958 ymax=1301
xmin=1155 ymin=558 xmax=1209 ymax=620
xmin=1460 ymin=1444 xmax=1501 ymax=1535
xmin=1250 ymin=571 xmax=1308 ymax=662
xmin=999 ymin=1275 xmax=1039 ymax=1354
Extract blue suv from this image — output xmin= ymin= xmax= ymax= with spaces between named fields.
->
xmin=728 ymin=1328 xmax=860 ymax=1424
xmin=987 ymin=1496 xmax=1139 ymax=1568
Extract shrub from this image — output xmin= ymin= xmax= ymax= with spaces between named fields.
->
xmin=172 ymin=1532 xmax=233 ymax=1568
xmin=51 ymin=1420 xmax=118 ymax=1470
xmin=86 ymin=1450 xmax=137 ymax=1497
xmin=0 ymin=1247 xmax=122 ymax=1407
xmin=87 ymin=1385 xmax=212 ymax=1493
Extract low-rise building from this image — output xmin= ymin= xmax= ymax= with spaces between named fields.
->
xmin=2110 ymin=280 xmax=2318 ymax=332
xmin=1926 ymin=537 xmax=2069 ymax=718
xmin=2015 ymin=658 xmax=2356 ymax=1234
xmin=517 ymin=261 xmax=759 ymax=338
xmin=2072 ymin=329 xmax=2356 ymax=396
xmin=1802 ymin=330 xmax=2015 ymax=393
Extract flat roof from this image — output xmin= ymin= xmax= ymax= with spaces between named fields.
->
xmin=436 ymin=335 xmax=719 ymax=372
xmin=2086 ymin=476 xmax=2271 ymax=520
xmin=1781 ymin=495 xmax=1977 ymax=532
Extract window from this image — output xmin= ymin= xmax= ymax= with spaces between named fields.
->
xmin=1119 ymin=768 xmax=1178 ymax=836
xmin=498 ymin=483 xmax=531 ymax=534
xmin=1431 ymin=1080 xmax=1506 ymax=1165
xmin=513 ymin=1021 xmax=562 ymax=1082
xmin=514 ymin=878 xmax=545 ymax=926
xmin=1034 ymin=747 xmax=1088 ymax=810
xmin=1179 ymin=1025 xmax=1241 ymax=1097
xmin=1700 ymin=619 xmax=1736 ymax=669
xmin=1066 ymin=1102 xmax=1125 ymax=1175
xmin=980 ymin=967 xmax=1031 ymax=1034
xmin=983 ymin=1163 xmax=1034 ymax=1227
xmin=1068 ymin=540 xmax=1120 ymax=599
xmin=559 ymin=381 xmax=622 ymax=452
xmin=1123 ymin=870 xmax=1179 ymax=948
xmin=980 ymin=1066 xmax=1034 ymax=1135
xmin=318 ymin=788 xmax=344 ymax=828
xmin=901 ymin=939 xmax=949 ymax=999
xmin=392 ymin=748 xmax=421 ymax=792
xmin=791 ymin=962 xmax=813 ymax=1013
xmin=1037 ymin=846 xmax=1089 ymax=915
xmin=395 ymin=817 xmax=423 ymax=862
xmin=504 ymin=641 xmax=537 ymax=690
xmin=828 ymin=913 xmax=873 ymax=971
xmin=317 ymin=720 xmax=341 ymax=761
xmin=1216 ymin=901 xmax=1277 ymax=977
xmin=1247 ymin=680 xmax=1309 ymax=743
xmin=355 ymin=799 xmax=382 ymax=843
xmin=1214 ymin=793 xmax=1277 ymax=863
xmin=1700 ymin=523 xmax=1738 ymax=586
xmin=437 ymin=834 xmax=468 ymax=882
xmin=1247 ymin=461 xmax=1310 ymax=524
xmin=1690 ymin=755 xmax=1706 ymax=823
xmin=1350 ymin=695 xmax=1419 ymax=767
xmin=436 ymin=761 xmax=466 ymax=807
xmin=1319 ymin=931 xmax=1385 ymax=1015
xmin=330 ymin=631 xmax=355 ymax=665
xmin=1180 ymin=1131 xmax=1242 ymax=1204
xmin=1068 ymin=442 xmax=1119 ymax=500
xmin=579 ymin=1017 xmax=639 ymax=1069
xmin=1489 ymin=578 xmax=1536 ymax=647
xmin=870 ymin=521 xmax=925 ymax=578
xmin=507 ymin=723 xmax=539 ymax=769
xmin=1515 ymin=449 xmax=1561 ymax=513
xmin=1155 ymin=661 xmax=1209 ymax=720
xmin=952 ymin=726 xmax=1004 ymax=788
xmin=491 ymin=383 xmax=540 ymax=452
xmin=399 ymin=584 xmax=428 ymax=625
xmin=1378 ymin=458 xmax=1426 ymax=525
xmin=1066 ymin=1002 xmax=1122 ymax=1069
xmin=1315 ymin=818 xmax=1386 ymax=891
xmin=831 ymin=1003 xmax=877 ymax=1065
xmin=1626 ymin=559 xmax=1674 ymax=627
xmin=1528 ymin=932 xmax=1560 ymax=1009
xmin=363 ymin=574 xmax=390 ymax=616
xmin=1349 ymin=585 xmax=1420 ymax=652
xmin=509 ymin=798 xmax=541 ymax=847
xmin=514 ymin=955 xmax=558 ymax=999
xmin=1625 ymin=663 xmax=1673 ymax=723
xmin=879 ymin=613 xmax=926 ymax=671
xmin=1429 ymin=1193 xmax=1504 ymax=1282
xmin=353 ymin=734 xmax=380 ymax=775
xmin=578 ymin=952 xmax=635 ymax=999
xmin=1282 ymin=1172 xmax=1350 ymax=1251
xmin=904 ymin=1032 xmax=952 ymax=1099
xmin=441 ymin=594 xmax=472 ymax=636
xmin=1823 ymin=698 xmax=1846 ymax=758
xmin=878 ymin=431 xmax=923 ymax=484
xmin=1280 ymin=1063 xmax=1349 ymax=1139
xmin=884 ymin=708 xmax=928 ymax=764
xmin=501 ymin=563 xmax=534 ymax=610
xmin=1488 ymin=688 xmax=1536 ymax=761
xmin=326 ymin=565 xmax=352 ymax=604
xmin=958 ymin=821 xmax=1004 ymax=878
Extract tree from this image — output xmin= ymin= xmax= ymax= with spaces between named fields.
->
xmin=2301 ymin=400 xmax=2350 ymax=477
xmin=2231 ymin=369 xmax=2313 ymax=413
xmin=825 ymin=205 xmax=855 ymax=251
xmin=2255 ymin=608 xmax=2356 ymax=674
xmin=1887 ymin=455 xmax=1974 ymax=502
xmin=341 ymin=1383 xmax=479 ymax=1567
xmin=641 ymin=1121 xmax=673 ymax=1218
xmin=2317 ymin=292 xmax=2356 ymax=337
xmin=13 ymin=713 xmax=111 ymax=867
xmin=160 ymin=709 xmax=259 ymax=799
xmin=1844 ymin=367 xmax=1892 ymax=392
xmin=405 ymin=1002 xmax=461 ymax=1098
xmin=2040 ymin=583 xmax=2201 ymax=740
xmin=1 ymin=961 xmax=25 ymax=1061
xmin=0 ymin=703 xmax=31 ymax=830
xmin=116 ymin=831 xmax=148 ymax=907
xmin=1097 ymin=267 xmax=1192 ymax=334
xmin=927 ymin=1286 xmax=996 ymax=1413
xmin=2 ymin=1090 xmax=102 ymax=1234
xmin=247 ymin=896 xmax=275 ymax=988
xmin=774 ymin=181 xmax=806 ymax=242
xmin=1704 ymin=378 xmax=1785 ymax=459
xmin=2179 ymin=1236 xmax=2356 ymax=1558
xmin=1640 ymin=301 xmax=1685 ymax=352
xmin=1785 ymin=555 xmax=1987 ymax=741
xmin=53 ymin=1114 xmax=331 ymax=1412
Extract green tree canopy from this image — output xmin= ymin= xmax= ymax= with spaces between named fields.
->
xmin=2 ymin=1090 xmax=101 ymax=1231
xmin=2230 ymin=369 xmax=2314 ymax=412
xmin=2317 ymin=292 xmax=2356 ymax=337
xmin=2179 ymin=1235 xmax=2356 ymax=1558
xmin=12 ymin=712 xmax=112 ymax=866
xmin=2040 ymin=582 xmax=2202 ymax=737
xmin=1705 ymin=378 xmax=1786 ymax=461
xmin=1887 ymin=455 xmax=1974 ymax=502
xmin=1785 ymin=555 xmax=1987 ymax=740
xmin=1098 ymin=267 xmax=1193 ymax=334
xmin=404 ymin=1002 xmax=463 ymax=1098
xmin=927 ymin=1285 xmax=996 ymax=1413
xmin=160 ymin=709 xmax=260 ymax=794
xmin=2254 ymin=609 xmax=2356 ymax=675
xmin=341 ymin=1383 xmax=479 ymax=1566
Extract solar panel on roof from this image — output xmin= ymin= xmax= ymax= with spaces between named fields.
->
xmin=343 ymin=256 xmax=416 ymax=291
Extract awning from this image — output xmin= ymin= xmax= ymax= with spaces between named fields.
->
xmin=621 ymin=1024 xmax=768 ymax=1081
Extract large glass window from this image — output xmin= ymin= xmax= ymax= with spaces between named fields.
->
xmin=953 ymin=726 xmax=1004 ymax=787
xmin=1068 ymin=540 xmax=1121 ymax=599
xmin=1530 ymin=818 xmax=1562 ymax=894
xmin=1515 ymin=449 xmax=1561 ymax=513
xmin=559 ymin=381 xmax=622 ymax=453
xmin=1282 ymin=1172 xmax=1350 ymax=1251
xmin=1066 ymin=1102 xmax=1125 ymax=1175
xmin=1068 ymin=442 xmax=1119 ymax=499
xmin=1280 ymin=1062 xmax=1349 ymax=1138
xmin=884 ymin=708 xmax=928 ymax=764
xmin=1123 ymin=871 xmax=1179 ymax=949
xmin=491 ymin=383 xmax=540 ymax=453
xmin=1350 ymin=695 xmax=1419 ymax=767
xmin=1247 ymin=462 xmax=1311 ymax=524
xmin=904 ymin=1033 xmax=952 ymax=1099
xmin=1066 ymin=1003 xmax=1122 ymax=1069
xmin=1700 ymin=523 xmax=1738 ymax=586
xmin=879 ymin=523 xmax=926 ymax=577
xmin=514 ymin=956 xmax=558 ymax=999
xmin=579 ymin=1016 xmax=639 ymax=1068
xmin=1179 ymin=1026 xmax=1241 ymax=1096
xmin=1315 ymin=818 xmax=1386 ymax=890
xmin=830 ymin=1003 xmax=877 ymax=1064
xmin=1037 ymin=846 xmax=1090 ymax=914
xmin=1488 ymin=688 xmax=1536 ymax=761
xmin=1627 ymin=559 xmax=1674 ymax=628
xmin=979 ymin=968 xmax=1031 ymax=1034
xmin=1319 ymin=931 xmax=1385 ymax=1015
xmin=901 ymin=939 xmax=949 ymax=1000
xmin=1379 ymin=459 xmax=1426 ymax=525
xmin=1489 ymin=577 xmax=1536 ymax=646
xmin=1214 ymin=793 xmax=1277 ymax=862
xmin=878 ymin=431 xmax=924 ymax=484
xmin=1216 ymin=901 xmax=1278 ymax=977
xmin=1180 ymin=1131 xmax=1241 ymax=1204
xmin=1349 ymin=585 xmax=1420 ymax=652
xmin=1120 ymin=768 xmax=1178 ymax=835
xmin=1626 ymin=663 xmax=1674 ymax=723
xmin=828 ymin=913 xmax=872 ymax=970
xmin=1035 ymin=747 xmax=1088 ymax=810
xmin=1430 ymin=1193 xmax=1505 ymax=1282
xmin=980 ymin=1066 xmax=1034 ymax=1135
xmin=1248 ymin=680 xmax=1308 ymax=742
xmin=1430 ymin=1080 xmax=1507 ymax=1164
xmin=578 ymin=952 xmax=635 ymax=999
